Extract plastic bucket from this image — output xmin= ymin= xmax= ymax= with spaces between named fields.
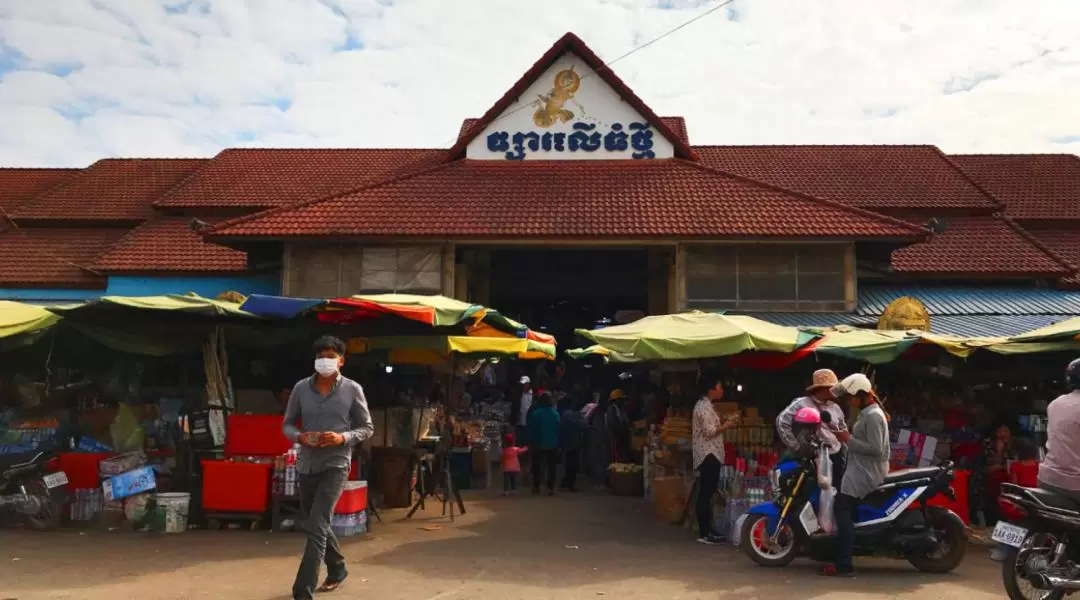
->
xmin=154 ymin=492 xmax=191 ymax=533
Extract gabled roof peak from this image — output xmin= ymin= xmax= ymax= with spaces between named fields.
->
xmin=445 ymin=32 xmax=697 ymax=162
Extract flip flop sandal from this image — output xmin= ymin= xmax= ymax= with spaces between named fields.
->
xmin=317 ymin=573 xmax=348 ymax=593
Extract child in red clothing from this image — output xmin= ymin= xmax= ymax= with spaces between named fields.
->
xmin=501 ymin=433 xmax=528 ymax=496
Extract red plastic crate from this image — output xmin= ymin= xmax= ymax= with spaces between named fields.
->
xmin=57 ymin=452 xmax=112 ymax=490
xmin=334 ymin=481 xmax=368 ymax=514
xmin=201 ymin=459 xmax=273 ymax=513
xmin=224 ymin=414 xmax=292 ymax=457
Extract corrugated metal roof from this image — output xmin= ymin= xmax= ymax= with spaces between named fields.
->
xmin=850 ymin=314 xmax=1075 ymax=338
xmin=739 ymin=312 xmax=853 ymax=329
xmin=856 ymin=286 xmax=1080 ymax=316
xmin=744 ymin=312 xmax=1075 ymax=338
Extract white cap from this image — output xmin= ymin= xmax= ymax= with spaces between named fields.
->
xmin=831 ymin=373 xmax=872 ymax=397
xmin=520 ymin=376 xmax=531 ymax=385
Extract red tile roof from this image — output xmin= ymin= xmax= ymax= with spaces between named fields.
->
xmin=949 ymin=154 xmax=1080 ymax=221
xmin=1026 ymin=228 xmax=1080 ymax=286
xmin=458 ymin=116 xmax=690 ymax=146
xmin=153 ymin=148 xmax=442 ymax=209
xmin=11 ymin=159 xmax=207 ymax=222
xmin=209 ymin=159 xmax=926 ymax=240
xmin=695 ymin=145 xmax=1001 ymax=211
xmin=445 ymin=32 xmax=697 ymax=161
xmin=891 ymin=215 xmax=1074 ymax=278
xmin=95 ymin=216 xmax=247 ymax=273
xmin=0 ymin=168 xmax=80 ymax=214
xmin=0 ymin=228 xmax=129 ymax=288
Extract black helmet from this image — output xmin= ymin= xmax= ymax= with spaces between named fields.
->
xmin=1069 ymin=358 xmax=1080 ymax=391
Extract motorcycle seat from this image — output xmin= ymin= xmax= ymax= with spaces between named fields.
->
xmin=1021 ymin=486 xmax=1080 ymax=512
xmin=882 ymin=467 xmax=941 ymax=485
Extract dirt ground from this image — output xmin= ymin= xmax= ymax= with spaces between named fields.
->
xmin=0 ymin=489 xmax=1007 ymax=600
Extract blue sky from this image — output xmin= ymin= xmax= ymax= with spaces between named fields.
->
xmin=0 ymin=0 xmax=1077 ymax=167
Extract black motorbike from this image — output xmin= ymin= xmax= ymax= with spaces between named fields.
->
xmin=998 ymin=482 xmax=1080 ymax=599
xmin=0 ymin=444 xmax=69 ymax=530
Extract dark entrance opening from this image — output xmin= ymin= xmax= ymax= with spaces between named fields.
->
xmin=487 ymin=248 xmax=651 ymax=346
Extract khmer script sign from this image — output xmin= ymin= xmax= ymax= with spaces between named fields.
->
xmin=486 ymin=121 xmax=657 ymax=161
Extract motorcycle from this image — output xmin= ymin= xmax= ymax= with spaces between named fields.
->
xmin=996 ymin=483 xmax=1080 ymax=599
xmin=0 ymin=443 xmax=69 ymax=530
xmin=739 ymin=414 xmax=967 ymax=573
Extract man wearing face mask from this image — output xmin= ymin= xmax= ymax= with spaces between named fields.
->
xmin=283 ymin=336 xmax=374 ymax=600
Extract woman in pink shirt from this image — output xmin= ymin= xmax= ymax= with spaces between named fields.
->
xmin=501 ymin=433 xmax=528 ymax=496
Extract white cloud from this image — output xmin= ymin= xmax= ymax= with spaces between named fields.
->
xmin=0 ymin=0 xmax=1078 ymax=166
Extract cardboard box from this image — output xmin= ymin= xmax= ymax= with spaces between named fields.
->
xmin=896 ymin=430 xmax=939 ymax=467
xmin=713 ymin=402 xmax=740 ymax=418
xmin=103 ymin=466 xmax=156 ymax=501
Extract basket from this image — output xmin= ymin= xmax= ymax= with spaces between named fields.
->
xmin=609 ymin=470 xmax=644 ymax=497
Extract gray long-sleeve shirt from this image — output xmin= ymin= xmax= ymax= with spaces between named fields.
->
xmin=841 ymin=403 xmax=890 ymax=499
xmin=283 ymin=374 xmax=375 ymax=475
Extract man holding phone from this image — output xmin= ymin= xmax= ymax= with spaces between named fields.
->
xmin=283 ymin=336 xmax=374 ymax=600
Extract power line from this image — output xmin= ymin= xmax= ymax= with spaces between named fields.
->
xmin=448 ymin=0 xmax=740 ymax=146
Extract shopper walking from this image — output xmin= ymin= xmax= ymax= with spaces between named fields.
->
xmin=559 ymin=398 xmax=590 ymax=492
xmin=528 ymin=391 xmax=561 ymax=495
xmin=282 ymin=336 xmax=374 ymax=600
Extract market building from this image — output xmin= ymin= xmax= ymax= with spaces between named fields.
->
xmin=2 ymin=32 xmax=1079 ymax=337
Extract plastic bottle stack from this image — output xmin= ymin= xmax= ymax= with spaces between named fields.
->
xmin=283 ymin=445 xmax=298 ymax=497
xmin=331 ymin=510 xmax=368 ymax=537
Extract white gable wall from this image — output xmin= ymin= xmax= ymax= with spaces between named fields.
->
xmin=466 ymin=53 xmax=675 ymax=161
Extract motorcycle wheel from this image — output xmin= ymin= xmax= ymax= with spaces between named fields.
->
xmin=22 ymin=478 xmax=61 ymax=531
xmin=740 ymin=513 xmax=798 ymax=567
xmin=1002 ymin=534 xmax=1065 ymax=600
xmin=906 ymin=506 xmax=967 ymax=573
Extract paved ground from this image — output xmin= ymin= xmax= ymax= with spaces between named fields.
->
xmin=0 ymin=490 xmax=1007 ymax=600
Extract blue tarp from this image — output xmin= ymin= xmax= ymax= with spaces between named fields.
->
xmin=239 ymin=295 xmax=325 ymax=319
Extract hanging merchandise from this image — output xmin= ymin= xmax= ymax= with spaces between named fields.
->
xmin=203 ymin=327 xmax=233 ymax=409
xmin=110 ymin=403 xmax=146 ymax=452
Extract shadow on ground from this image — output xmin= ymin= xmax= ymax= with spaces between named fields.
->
xmin=0 ymin=487 xmax=1006 ymax=599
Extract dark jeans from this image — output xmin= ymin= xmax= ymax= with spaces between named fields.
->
xmin=532 ymin=449 xmax=558 ymax=492
xmin=831 ymin=451 xmax=846 ymax=489
xmin=697 ymin=454 xmax=722 ymax=537
xmin=561 ymin=448 xmax=581 ymax=490
xmin=834 ymin=492 xmax=859 ymax=573
xmin=293 ymin=468 xmax=349 ymax=600
xmin=503 ymin=471 xmax=519 ymax=492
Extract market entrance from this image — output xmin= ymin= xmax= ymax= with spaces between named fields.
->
xmin=484 ymin=248 xmax=657 ymax=346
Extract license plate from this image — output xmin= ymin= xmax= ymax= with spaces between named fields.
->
xmin=42 ymin=471 xmax=68 ymax=489
xmin=991 ymin=521 xmax=1028 ymax=548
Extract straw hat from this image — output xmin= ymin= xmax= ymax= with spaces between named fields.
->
xmin=806 ymin=369 xmax=839 ymax=393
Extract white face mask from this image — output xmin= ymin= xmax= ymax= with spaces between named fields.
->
xmin=314 ymin=357 xmax=339 ymax=377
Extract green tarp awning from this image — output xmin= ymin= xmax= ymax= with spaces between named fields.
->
xmin=573 ymin=312 xmax=818 ymax=362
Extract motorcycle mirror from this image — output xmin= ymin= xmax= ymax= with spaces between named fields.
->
xmin=821 ymin=412 xmax=833 ymax=424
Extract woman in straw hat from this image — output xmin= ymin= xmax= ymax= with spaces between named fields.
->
xmin=775 ymin=369 xmax=849 ymax=484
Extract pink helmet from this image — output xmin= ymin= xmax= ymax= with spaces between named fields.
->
xmin=793 ymin=406 xmax=822 ymax=425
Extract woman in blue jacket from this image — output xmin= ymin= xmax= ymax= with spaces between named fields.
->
xmin=528 ymin=392 xmax=562 ymax=496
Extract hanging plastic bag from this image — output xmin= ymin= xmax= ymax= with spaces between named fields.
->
xmin=110 ymin=403 xmax=146 ymax=452
xmin=818 ymin=486 xmax=837 ymax=534
xmin=816 ymin=445 xmax=832 ymax=489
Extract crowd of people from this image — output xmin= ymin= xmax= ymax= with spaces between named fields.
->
xmin=503 ymin=373 xmax=637 ymax=496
